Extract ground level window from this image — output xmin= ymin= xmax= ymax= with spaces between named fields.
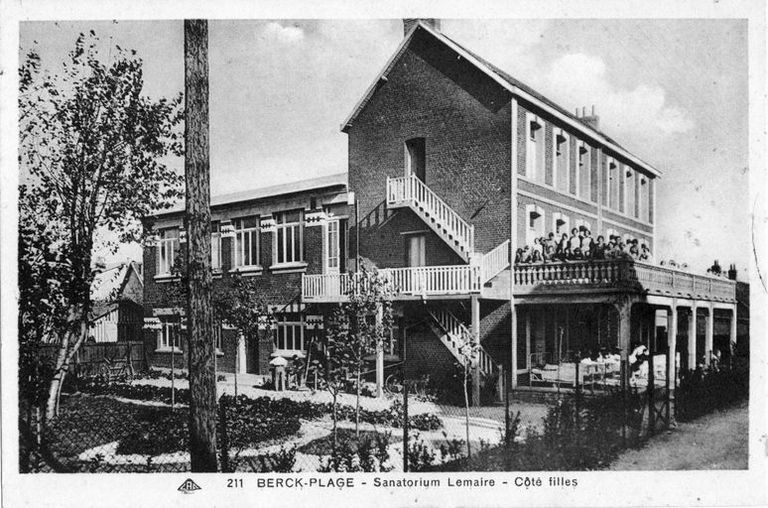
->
xmin=276 ymin=313 xmax=305 ymax=352
xmin=158 ymin=318 xmax=181 ymax=350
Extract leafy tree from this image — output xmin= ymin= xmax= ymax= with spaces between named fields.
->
xmin=310 ymin=267 xmax=394 ymax=454
xmin=18 ymin=31 xmax=184 ymax=419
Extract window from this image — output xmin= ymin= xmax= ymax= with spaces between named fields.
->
xmin=608 ymin=159 xmax=618 ymax=210
xmin=619 ymin=164 xmax=628 ymax=214
xmin=211 ymin=222 xmax=222 ymax=271
xmin=554 ymin=131 xmax=569 ymax=193
xmin=552 ymin=212 xmax=569 ymax=236
xmin=525 ymin=204 xmax=545 ymax=245
xmin=578 ymin=143 xmax=591 ymax=200
xmin=158 ymin=317 xmax=181 ymax=351
xmin=157 ymin=228 xmax=180 ymax=276
xmin=274 ymin=210 xmax=304 ymax=265
xmin=625 ymin=167 xmax=636 ymax=218
xmin=526 ymin=114 xmax=544 ymax=181
xmin=233 ymin=216 xmax=260 ymax=268
xmin=276 ymin=313 xmax=305 ymax=352
xmin=405 ymin=138 xmax=426 ymax=181
xmin=640 ymin=177 xmax=649 ymax=222
xmin=213 ymin=322 xmax=222 ymax=353
xmin=324 ymin=218 xmax=347 ymax=273
xmin=406 ymin=234 xmax=426 ymax=267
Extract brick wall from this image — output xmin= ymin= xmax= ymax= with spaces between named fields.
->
xmin=143 ymin=195 xmax=341 ymax=375
xmin=348 ymin=44 xmax=512 ymax=263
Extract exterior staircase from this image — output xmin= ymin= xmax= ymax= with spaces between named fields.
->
xmin=387 ymin=175 xmax=475 ymax=262
xmin=426 ymin=307 xmax=497 ymax=376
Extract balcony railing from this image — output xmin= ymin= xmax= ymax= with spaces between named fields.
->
xmin=302 ymin=265 xmax=481 ymax=302
xmin=514 ymin=259 xmax=736 ymax=302
xmin=304 ymin=260 xmax=736 ymax=303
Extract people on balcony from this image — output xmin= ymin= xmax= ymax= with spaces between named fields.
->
xmin=518 ymin=228 xmax=654 ymax=265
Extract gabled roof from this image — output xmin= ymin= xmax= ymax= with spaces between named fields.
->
xmin=341 ymin=22 xmax=661 ymax=178
xmin=154 ymin=172 xmax=347 ymax=218
xmin=91 ymin=261 xmax=142 ymax=304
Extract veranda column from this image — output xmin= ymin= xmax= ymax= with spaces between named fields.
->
xmin=375 ymin=304 xmax=385 ymax=398
xmin=705 ymin=303 xmax=714 ymax=366
xmin=616 ymin=300 xmax=632 ymax=390
xmin=471 ymin=295 xmax=481 ymax=406
xmin=688 ymin=302 xmax=697 ymax=369
xmin=667 ymin=301 xmax=678 ymax=392
xmin=510 ymin=305 xmax=518 ymax=390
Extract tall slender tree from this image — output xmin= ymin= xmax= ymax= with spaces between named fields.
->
xmin=18 ymin=32 xmax=184 ymax=420
xmin=184 ymin=18 xmax=217 ymax=471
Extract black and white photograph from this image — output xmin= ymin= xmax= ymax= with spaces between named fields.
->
xmin=1 ymin=1 xmax=766 ymax=507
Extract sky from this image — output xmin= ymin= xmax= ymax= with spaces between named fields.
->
xmin=19 ymin=19 xmax=749 ymax=276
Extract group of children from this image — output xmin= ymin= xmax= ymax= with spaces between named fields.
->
xmin=515 ymin=226 xmax=653 ymax=264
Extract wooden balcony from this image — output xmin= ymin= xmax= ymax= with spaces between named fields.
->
xmin=302 ymin=265 xmax=481 ymax=302
xmin=512 ymin=259 xmax=736 ymax=303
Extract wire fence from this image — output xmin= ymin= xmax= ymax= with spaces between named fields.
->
xmin=20 ymin=348 xmax=747 ymax=474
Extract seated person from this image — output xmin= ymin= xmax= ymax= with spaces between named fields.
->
xmin=556 ymin=233 xmax=569 ymax=261
xmin=581 ymin=229 xmax=594 ymax=253
xmin=629 ymin=239 xmax=640 ymax=259
xmin=571 ymin=247 xmax=583 ymax=260
xmin=544 ymin=238 xmax=556 ymax=262
xmin=514 ymin=248 xmax=526 ymax=264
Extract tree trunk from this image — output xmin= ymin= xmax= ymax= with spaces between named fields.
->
xmin=45 ymin=311 xmax=88 ymax=420
xmin=184 ymin=18 xmax=217 ymax=472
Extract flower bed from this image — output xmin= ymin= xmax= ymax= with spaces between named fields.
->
xmin=79 ymin=380 xmax=442 ymax=431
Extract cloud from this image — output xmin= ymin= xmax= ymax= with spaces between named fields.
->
xmin=543 ymin=53 xmax=694 ymax=136
xmin=262 ymin=21 xmax=304 ymax=43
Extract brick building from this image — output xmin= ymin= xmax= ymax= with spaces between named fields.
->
xmin=142 ymin=173 xmax=348 ymax=375
xmin=302 ymin=20 xmax=739 ymax=401
xmin=143 ymin=20 xmax=740 ymax=401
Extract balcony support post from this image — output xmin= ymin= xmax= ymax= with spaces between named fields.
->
xmin=510 ymin=304 xmax=518 ymax=390
xmin=667 ymin=301 xmax=678 ymax=394
xmin=471 ymin=295 xmax=481 ymax=406
xmin=704 ymin=303 xmax=714 ymax=367
xmin=688 ymin=302 xmax=697 ymax=370
xmin=615 ymin=298 xmax=633 ymax=392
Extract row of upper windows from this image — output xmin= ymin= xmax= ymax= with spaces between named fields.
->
xmin=155 ymin=210 xmax=347 ymax=277
xmin=525 ymin=113 xmax=653 ymax=224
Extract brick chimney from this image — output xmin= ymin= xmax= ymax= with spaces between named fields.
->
xmin=403 ymin=19 xmax=441 ymax=36
xmin=577 ymin=105 xmax=600 ymax=131
xmin=727 ymin=264 xmax=738 ymax=281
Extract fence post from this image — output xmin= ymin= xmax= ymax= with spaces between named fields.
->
xmin=402 ymin=330 xmax=409 ymax=472
xmin=504 ymin=365 xmax=511 ymax=448
xmin=218 ymin=396 xmax=230 ymax=472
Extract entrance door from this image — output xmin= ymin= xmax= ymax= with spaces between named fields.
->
xmin=405 ymin=138 xmax=426 ymax=182
xmin=407 ymin=234 xmax=426 ymax=267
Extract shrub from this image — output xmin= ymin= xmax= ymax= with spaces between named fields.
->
xmin=317 ymin=430 xmax=393 ymax=472
xmin=238 ymin=446 xmax=297 ymax=472
xmin=676 ymin=361 xmax=749 ymax=422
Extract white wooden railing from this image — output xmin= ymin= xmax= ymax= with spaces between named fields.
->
xmin=429 ymin=308 xmax=496 ymax=376
xmin=387 ymin=175 xmax=475 ymax=255
xmin=302 ymin=265 xmax=481 ymax=302
xmin=514 ymin=259 xmax=736 ymax=302
xmin=480 ymin=239 xmax=510 ymax=283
